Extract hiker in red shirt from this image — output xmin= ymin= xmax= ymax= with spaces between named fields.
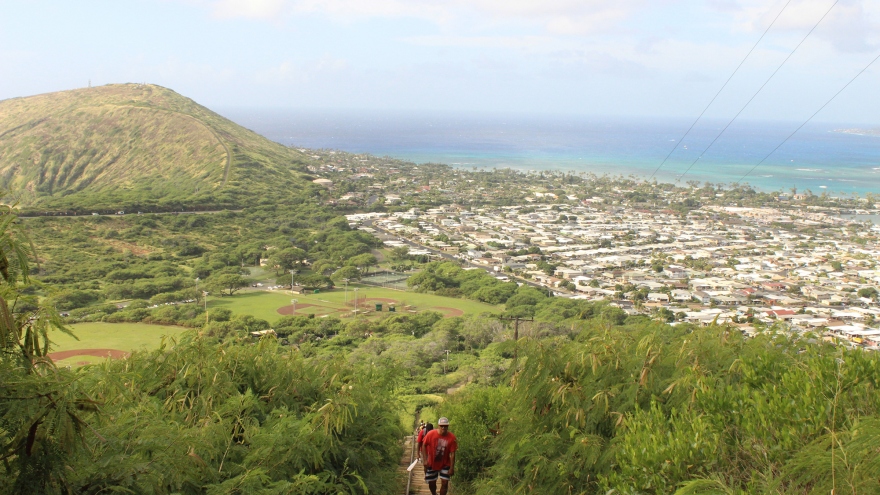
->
xmin=420 ymin=417 xmax=457 ymax=495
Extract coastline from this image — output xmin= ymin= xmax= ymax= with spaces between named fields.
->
xmin=220 ymin=109 xmax=880 ymax=195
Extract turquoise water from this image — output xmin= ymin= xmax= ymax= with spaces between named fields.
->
xmin=220 ymin=109 xmax=880 ymax=194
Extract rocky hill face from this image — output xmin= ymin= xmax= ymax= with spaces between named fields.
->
xmin=0 ymin=84 xmax=317 ymax=211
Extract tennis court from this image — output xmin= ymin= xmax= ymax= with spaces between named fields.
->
xmin=361 ymin=271 xmax=411 ymax=290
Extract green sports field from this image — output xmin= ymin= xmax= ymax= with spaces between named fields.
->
xmin=49 ymin=322 xmax=188 ymax=367
xmin=47 ymin=286 xmax=497 ymax=366
xmin=209 ymin=284 xmax=499 ymax=323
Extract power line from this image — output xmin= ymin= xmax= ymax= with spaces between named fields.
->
xmin=736 ymin=50 xmax=880 ymax=186
xmin=676 ymin=0 xmax=840 ymax=183
xmin=649 ymin=0 xmax=794 ymax=180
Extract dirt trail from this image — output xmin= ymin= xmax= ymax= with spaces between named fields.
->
xmin=399 ymin=434 xmax=432 ymax=494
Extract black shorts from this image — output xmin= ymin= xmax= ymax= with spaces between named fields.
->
xmin=425 ymin=466 xmax=451 ymax=482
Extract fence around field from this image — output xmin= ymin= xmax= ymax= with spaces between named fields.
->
xmin=360 ymin=271 xmax=412 ymax=290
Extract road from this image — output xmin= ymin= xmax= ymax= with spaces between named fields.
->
xmin=18 ymin=209 xmax=243 ymax=219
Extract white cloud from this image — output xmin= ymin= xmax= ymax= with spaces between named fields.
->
xmin=253 ymin=56 xmax=350 ymax=85
xmin=731 ymin=0 xmax=879 ymax=53
xmin=403 ymin=35 xmax=563 ymax=51
xmin=189 ymin=0 xmax=647 ymax=36
xmin=185 ymin=0 xmax=880 ymax=55
xmin=135 ymin=57 xmax=236 ymax=83
xmin=207 ymin=0 xmax=286 ymax=19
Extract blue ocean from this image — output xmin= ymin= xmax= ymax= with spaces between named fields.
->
xmin=219 ymin=109 xmax=880 ymax=195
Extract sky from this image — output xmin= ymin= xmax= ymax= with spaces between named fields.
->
xmin=2 ymin=0 xmax=880 ymax=124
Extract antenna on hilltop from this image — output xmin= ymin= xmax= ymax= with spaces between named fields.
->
xmin=88 ymin=79 xmax=91 ymax=88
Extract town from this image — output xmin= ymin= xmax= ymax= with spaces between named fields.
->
xmin=303 ymin=148 xmax=880 ymax=351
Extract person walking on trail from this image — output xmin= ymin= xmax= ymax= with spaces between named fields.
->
xmin=417 ymin=422 xmax=433 ymax=462
xmin=420 ymin=417 xmax=457 ymax=495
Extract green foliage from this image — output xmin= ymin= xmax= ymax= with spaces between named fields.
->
xmin=857 ymin=287 xmax=877 ymax=300
xmin=46 ymin=288 xmax=101 ymax=310
xmin=331 ymin=265 xmax=361 ymax=283
xmin=380 ymin=311 xmax=444 ymax=337
xmin=426 ymin=386 xmax=509 ymax=482
xmin=536 ymin=260 xmax=557 ymax=276
xmin=206 ymin=272 xmax=250 ymax=296
xmin=442 ymin=322 xmax=880 ymax=495
xmin=104 ymin=275 xmax=189 ymax=300
xmin=267 ymin=247 xmax=307 ymax=274
xmin=408 ymin=261 xmax=517 ymax=305
xmin=295 ymin=274 xmax=333 ymax=290
xmin=0 ymin=204 xmax=95 ymax=493
xmin=4 ymin=199 xmax=408 ymax=491
xmin=389 ymin=246 xmax=410 ymax=261
xmin=275 ymin=316 xmax=345 ymax=342
xmin=346 ymin=253 xmax=378 ymax=271
xmin=55 ymin=336 xmax=404 ymax=494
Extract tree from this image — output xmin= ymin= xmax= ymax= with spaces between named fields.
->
xmin=311 ymin=260 xmax=337 ymax=276
xmin=536 ymin=260 xmax=557 ymax=276
xmin=296 ymin=274 xmax=333 ymax=290
xmin=48 ymin=289 xmax=101 ymax=310
xmin=472 ymin=283 xmax=517 ymax=305
xmin=331 ymin=266 xmax=360 ymax=284
xmin=346 ymin=253 xmax=378 ymax=273
xmin=207 ymin=273 xmax=249 ymax=296
xmin=389 ymin=246 xmax=410 ymax=261
xmin=0 ymin=203 xmax=95 ymax=491
xmin=268 ymin=247 xmax=307 ymax=274
xmin=857 ymin=287 xmax=878 ymax=300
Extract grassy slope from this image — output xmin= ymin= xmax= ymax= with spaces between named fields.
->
xmin=0 ymin=83 xmax=318 ymax=210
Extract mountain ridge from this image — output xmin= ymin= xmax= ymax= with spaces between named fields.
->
xmin=0 ymin=83 xmax=319 ymax=211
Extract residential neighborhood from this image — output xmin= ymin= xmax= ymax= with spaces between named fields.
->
xmin=352 ymin=203 xmax=880 ymax=348
xmin=295 ymin=147 xmax=880 ymax=350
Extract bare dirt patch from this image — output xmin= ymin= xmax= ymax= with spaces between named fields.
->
xmin=48 ymin=348 xmax=130 ymax=361
xmin=96 ymin=238 xmax=154 ymax=257
xmin=431 ymin=307 xmax=465 ymax=317
xmin=276 ymin=303 xmax=320 ymax=315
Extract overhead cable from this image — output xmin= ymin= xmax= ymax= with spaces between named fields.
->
xmin=676 ymin=0 xmax=840 ymax=182
xmin=736 ymin=50 xmax=880 ymax=185
xmin=649 ymin=0 xmax=794 ymax=180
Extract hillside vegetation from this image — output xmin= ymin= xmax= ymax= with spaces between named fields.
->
xmin=3 ymin=85 xmax=880 ymax=494
xmin=0 ymin=84 xmax=318 ymax=211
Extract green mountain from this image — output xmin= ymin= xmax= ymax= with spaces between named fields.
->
xmin=0 ymin=83 xmax=319 ymax=211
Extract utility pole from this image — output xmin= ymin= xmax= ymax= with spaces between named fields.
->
xmin=497 ymin=316 xmax=534 ymax=365
xmin=444 ymin=349 xmax=450 ymax=374
xmin=353 ymin=288 xmax=359 ymax=318
xmin=203 ymin=291 xmax=209 ymax=324
xmin=291 ymin=299 xmax=298 ymax=316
